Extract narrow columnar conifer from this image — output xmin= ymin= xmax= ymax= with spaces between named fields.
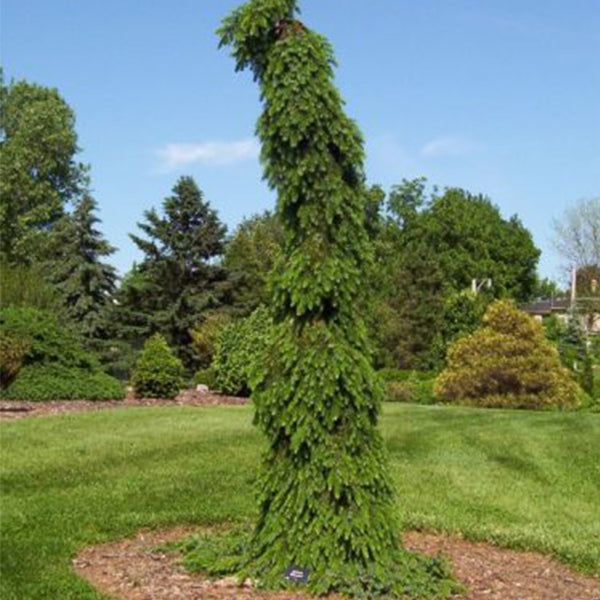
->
xmin=218 ymin=1 xmax=455 ymax=596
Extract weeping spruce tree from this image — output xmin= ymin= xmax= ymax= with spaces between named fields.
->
xmin=216 ymin=1 xmax=455 ymax=597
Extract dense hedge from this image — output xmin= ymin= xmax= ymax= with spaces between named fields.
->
xmin=131 ymin=334 xmax=183 ymax=399
xmin=2 ymin=364 xmax=125 ymax=401
xmin=435 ymin=300 xmax=580 ymax=409
xmin=211 ymin=307 xmax=272 ymax=396
xmin=0 ymin=306 xmax=124 ymax=400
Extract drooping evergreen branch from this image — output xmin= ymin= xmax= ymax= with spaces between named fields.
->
xmin=216 ymin=1 xmax=457 ymax=596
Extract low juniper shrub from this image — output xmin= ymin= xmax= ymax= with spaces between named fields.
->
xmin=2 ymin=364 xmax=125 ymax=401
xmin=0 ymin=306 xmax=124 ymax=400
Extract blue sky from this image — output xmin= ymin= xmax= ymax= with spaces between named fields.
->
xmin=3 ymin=0 xmax=599 ymax=282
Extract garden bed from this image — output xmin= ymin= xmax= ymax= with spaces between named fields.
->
xmin=0 ymin=388 xmax=248 ymax=419
xmin=72 ymin=527 xmax=600 ymax=600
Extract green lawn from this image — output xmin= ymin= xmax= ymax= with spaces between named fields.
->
xmin=1 ymin=404 xmax=599 ymax=600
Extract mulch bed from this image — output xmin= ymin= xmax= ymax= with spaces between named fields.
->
xmin=73 ymin=527 xmax=600 ymax=600
xmin=0 ymin=389 xmax=249 ymax=420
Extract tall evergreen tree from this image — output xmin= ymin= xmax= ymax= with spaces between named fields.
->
xmin=104 ymin=264 xmax=154 ymax=380
xmin=47 ymin=195 xmax=117 ymax=340
xmin=112 ymin=264 xmax=153 ymax=343
xmin=216 ymin=1 xmax=454 ymax=597
xmin=129 ymin=176 xmax=231 ymax=370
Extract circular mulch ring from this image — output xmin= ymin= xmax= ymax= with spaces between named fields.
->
xmin=72 ymin=527 xmax=600 ymax=600
xmin=0 ymin=389 xmax=249 ymax=420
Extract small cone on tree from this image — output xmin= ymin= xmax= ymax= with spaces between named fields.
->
xmin=435 ymin=299 xmax=580 ymax=409
xmin=214 ymin=0 xmax=456 ymax=597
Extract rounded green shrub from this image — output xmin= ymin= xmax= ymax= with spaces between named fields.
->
xmin=0 ymin=306 xmax=124 ymax=400
xmin=131 ymin=334 xmax=183 ymax=399
xmin=2 ymin=364 xmax=125 ymax=401
xmin=211 ymin=306 xmax=272 ymax=396
xmin=435 ymin=299 xmax=580 ymax=409
xmin=0 ymin=306 xmax=97 ymax=369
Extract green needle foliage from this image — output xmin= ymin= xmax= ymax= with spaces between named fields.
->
xmin=435 ymin=300 xmax=580 ymax=409
xmin=46 ymin=195 xmax=118 ymax=341
xmin=216 ymin=1 xmax=456 ymax=597
xmin=131 ymin=333 xmax=184 ymax=399
xmin=129 ymin=176 xmax=231 ymax=370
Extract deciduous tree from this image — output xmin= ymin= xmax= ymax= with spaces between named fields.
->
xmin=405 ymin=187 xmax=540 ymax=302
xmin=553 ymin=197 xmax=600 ymax=271
xmin=0 ymin=75 xmax=89 ymax=263
xmin=224 ymin=211 xmax=283 ymax=310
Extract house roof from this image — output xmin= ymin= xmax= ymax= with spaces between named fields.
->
xmin=520 ymin=298 xmax=570 ymax=316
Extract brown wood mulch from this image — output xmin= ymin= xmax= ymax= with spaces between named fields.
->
xmin=0 ymin=389 xmax=249 ymax=420
xmin=72 ymin=527 xmax=600 ymax=600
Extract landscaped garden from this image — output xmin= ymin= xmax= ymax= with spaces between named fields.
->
xmin=1 ymin=403 xmax=599 ymax=600
xmin=2 ymin=0 xmax=600 ymax=598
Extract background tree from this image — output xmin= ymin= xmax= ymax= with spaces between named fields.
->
xmin=0 ymin=335 xmax=29 ymax=390
xmin=364 ymin=183 xmax=386 ymax=239
xmin=534 ymin=277 xmax=563 ymax=298
xmin=574 ymin=264 xmax=600 ymax=331
xmin=553 ymin=196 xmax=600 ymax=271
xmin=0 ymin=75 xmax=89 ymax=263
xmin=558 ymin=309 xmax=595 ymax=398
xmin=214 ymin=1 xmax=455 ymax=597
xmin=223 ymin=211 xmax=283 ymax=311
xmin=429 ymin=290 xmax=489 ymax=367
xmin=129 ymin=176 xmax=231 ymax=370
xmin=189 ymin=312 xmax=232 ymax=369
xmin=106 ymin=264 xmax=154 ymax=379
xmin=373 ymin=242 xmax=444 ymax=369
xmin=0 ymin=263 xmax=61 ymax=312
xmin=0 ymin=305 xmax=123 ymax=400
xmin=386 ymin=176 xmax=430 ymax=230
xmin=211 ymin=306 xmax=273 ymax=396
xmin=46 ymin=195 xmax=117 ymax=342
xmin=365 ymin=178 xmax=540 ymax=371
xmin=405 ymin=187 xmax=540 ymax=301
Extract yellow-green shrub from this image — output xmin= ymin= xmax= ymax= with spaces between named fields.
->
xmin=435 ymin=299 xmax=579 ymax=409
